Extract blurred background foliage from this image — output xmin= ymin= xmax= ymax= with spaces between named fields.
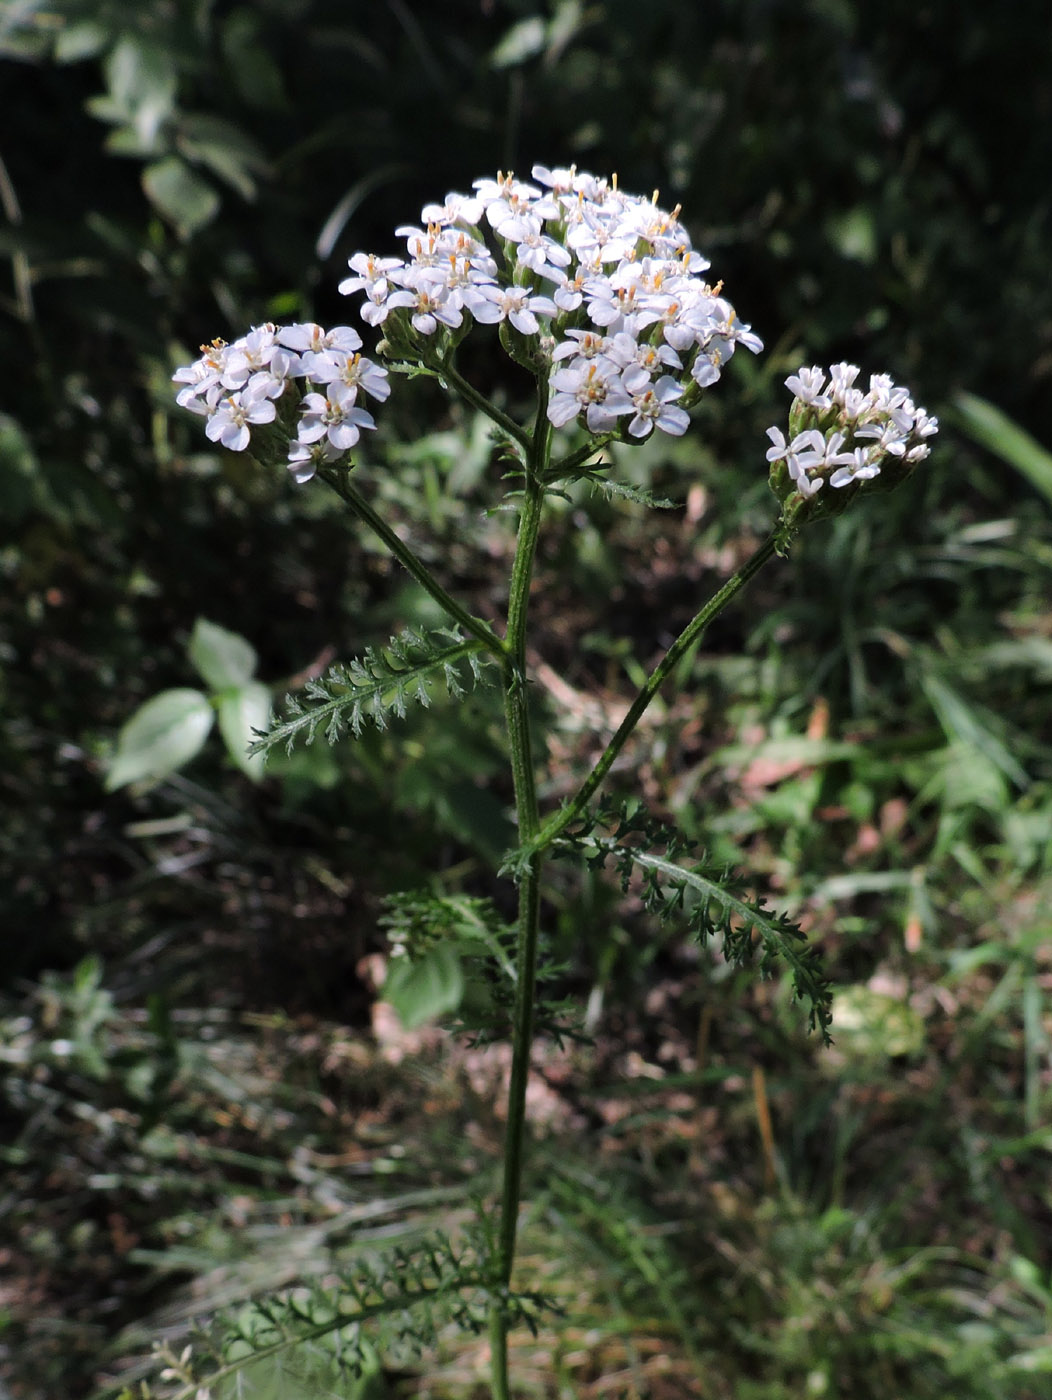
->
xmin=2 ymin=1 xmax=1052 ymax=1396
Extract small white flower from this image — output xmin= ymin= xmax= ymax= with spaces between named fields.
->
xmin=765 ymin=426 xmax=792 ymax=463
xmin=605 ymin=331 xmax=682 ymax=376
xmin=785 ymin=366 xmax=830 ymax=408
xmin=220 ymin=324 xmax=281 ymax=389
xmin=855 ymin=417 xmax=907 ymax=456
xmin=509 ymin=214 xmax=573 ymax=280
xmin=277 ymin=323 xmax=362 ymax=356
xmin=358 ymin=287 xmax=395 ymax=327
xmin=552 ymin=328 xmax=611 ymax=364
xmin=287 ymin=438 xmax=342 ymax=484
xmin=531 ymin=163 xmax=587 ymax=197
xmin=549 ymin=262 xmax=595 ymax=312
xmin=567 ymin=215 xmax=637 ymax=267
xmin=204 ymin=382 xmax=276 ymax=452
xmin=461 ymin=283 xmax=552 ymax=335
xmin=829 ymin=445 xmax=881 ymax=489
xmin=625 ymin=373 xmax=690 ymax=438
xmin=385 ymin=282 xmax=463 ymax=337
xmin=173 ymin=339 xmax=228 ymax=407
xmin=793 ymin=428 xmax=847 ymax=481
xmin=473 ymin=172 xmax=557 ymax=235
xmin=827 ymin=362 xmax=861 ymax=405
xmin=547 ymin=361 xmax=634 ymax=433
xmin=244 ymin=351 xmax=298 ymax=400
xmin=638 ymin=294 xmax=696 ymax=353
xmin=336 ymin=353 xmax=391 ymax=402
xmin=584 ymin=277 xmax=648 ymax=329
xmin=840 ymin=387 xmax=870 ymax=423
xmin=176 ymin=378 xmax=223 ymax=416
xmin=396 ymin=225 xmax=448 ymax=268
xmin=338 ymin=253 xmax=404 ymax=299
xmin=297 ymin=382 xmax=376 ymax=451
xmin=420 ymin=190 xmax=486 ymax=227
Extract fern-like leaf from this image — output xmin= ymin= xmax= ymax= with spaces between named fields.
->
xmin=378 ymin=890 xmax=585 ymax=1046
xmin=546 ymin=799 xmax=833 ymax=1040
xmin=587 ymin=475 xmax=678 ymax=509
xmin=250 ymin=628 xmax=496 ymax=758
xmin=131 ymin=1228 xmax=557 ymax=1400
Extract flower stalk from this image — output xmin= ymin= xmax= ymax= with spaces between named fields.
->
xmin=316 ymin=465 xmax=506 ymax=658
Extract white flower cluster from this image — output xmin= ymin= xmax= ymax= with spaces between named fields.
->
xmin=338 ymin=164 xmax=762 ymax=439
xmin=172 ymin=321 xmax=390 ymax=481
xmin=172 ymin=168 xmax=936 ymax=510
xmin=765 ymin=363 xmax=938 ymax=501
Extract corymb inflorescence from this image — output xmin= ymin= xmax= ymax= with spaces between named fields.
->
xmin=173 ymin=163 xmax=934 ymax=509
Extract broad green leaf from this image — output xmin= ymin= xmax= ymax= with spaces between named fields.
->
xmin=105 ymin=688 xmax=214 ymax=791
xmin=935 ymin=740 xmax=1010 ymax=815
xmin=188 ymin=617 xmax=258 ymax=690
xmin=382 ymin=945 xmax=464 ymax=1029
xmin=97 ymin=36 xmax=177 ymax=149
xmin=955 ymin=391 xmax=1052 ymax=507
xmin=73 ymin=952 xmax=104 ymax=994
xmin=142 ymin=157 xmax=220 ymax=239
xmin=548 ymin=0 xmax=590 ymax=57
xmin=217 ymin=682 xmax=272 ymax=782
xmin=490 ymin=17 xmax=546 ymax=67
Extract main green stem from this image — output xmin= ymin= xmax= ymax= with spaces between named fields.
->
xmin=489 ymin=399 xmax=549 ymax=1400
xmin=318 ymin=466 xmax=506 ymax=659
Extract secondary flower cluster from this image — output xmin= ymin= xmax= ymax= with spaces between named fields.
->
xmin=339 ymin=164 xmax=762 ymax=439
xmin=172 ymin=321 xmax=389 ymax=480
xmin=171 ymin=166 xmax=936 ymax=510
xmin=765 ymin=363 xmax=938 ymax=512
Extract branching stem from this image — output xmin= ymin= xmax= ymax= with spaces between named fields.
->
xmin=434 ymin=353 xmax=534 ymax=454
xmin=529 ymin=531 xmax=781 ymax=856
xmin=318 ymin=466 xmax=506 ymax=657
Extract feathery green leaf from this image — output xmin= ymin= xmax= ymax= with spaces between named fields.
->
xmin=135 ymin=1228 xmax=557 ymax=1399
xmin=546 ymin=798 xmax=834 ymax=1040
xmin=250 ymin=628 xmax=496 ymax=758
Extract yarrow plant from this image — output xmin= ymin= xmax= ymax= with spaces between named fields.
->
xmin=159 ymin=164 xmax=937 ymax=1399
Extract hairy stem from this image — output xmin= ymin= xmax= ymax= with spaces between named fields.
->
xmin=541 ymin=430 xmax=616 ymax=483
xmin=434 ymin=353 xmax=534 ymax=454
xmin=530 ymin=530 xmax=781 ymax=854
xmin=490 ymin=433 xmax=548 ymax=1397
xmin=318 ymin=465 xmax=506 ymax=658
